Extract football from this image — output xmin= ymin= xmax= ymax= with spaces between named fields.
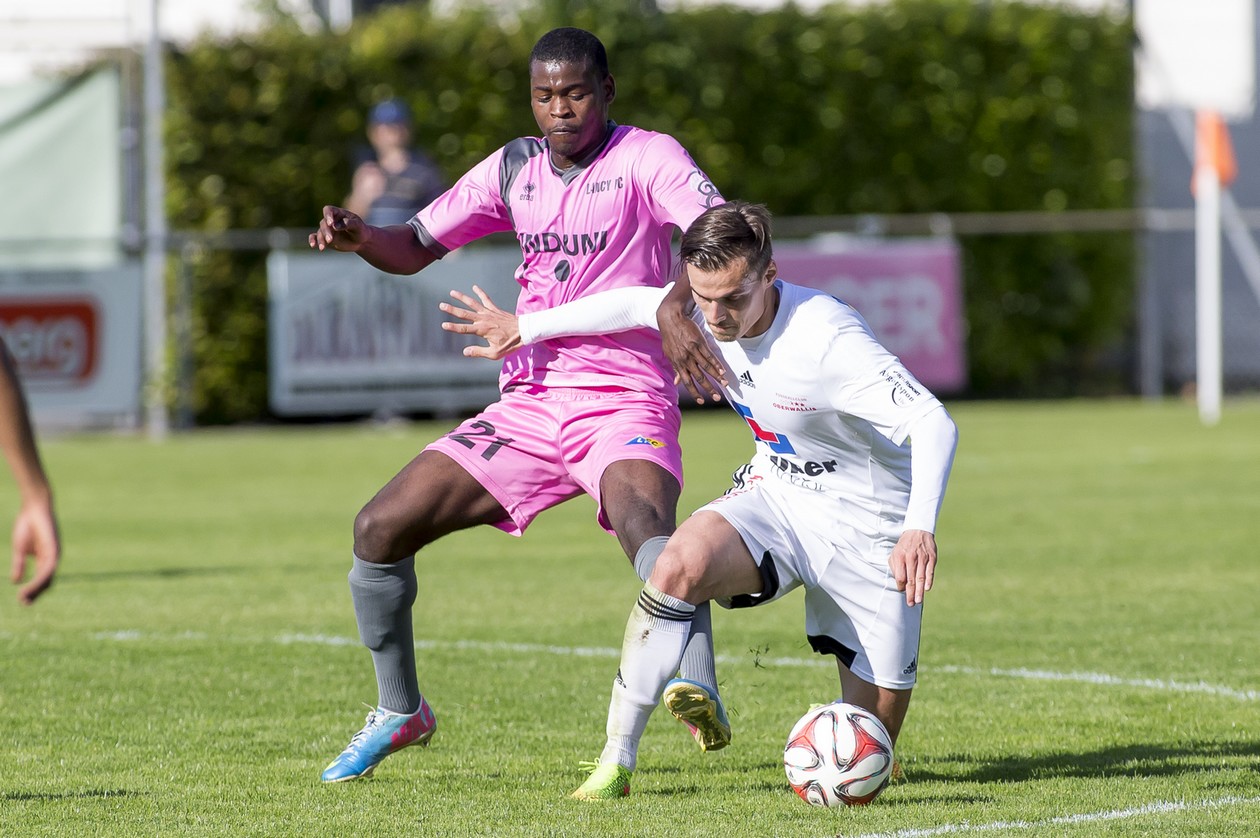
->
xmin=783 ymin=702 xmax=894 ymax=807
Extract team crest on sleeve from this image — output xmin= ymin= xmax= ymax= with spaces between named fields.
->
xmin=625 ymin=435 xmax=666 ymax=448
xmin=732 ymin=400 xmax=796 ymax=454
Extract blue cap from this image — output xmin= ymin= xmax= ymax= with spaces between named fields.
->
xmin=369 ymin=98 xmax=411 ymax=126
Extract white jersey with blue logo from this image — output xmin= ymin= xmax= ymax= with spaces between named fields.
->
xmin=705 ymin=280 xmax=942 ymax=546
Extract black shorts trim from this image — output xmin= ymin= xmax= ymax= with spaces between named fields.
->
xmin=807 ymin=634 xmax=858 ymax=670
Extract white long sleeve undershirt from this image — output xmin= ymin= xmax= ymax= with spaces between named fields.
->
xmin=518 ymin=284 xmax=669 ymax=345
xmin=901 ymin=404 xmax=958 ymax=533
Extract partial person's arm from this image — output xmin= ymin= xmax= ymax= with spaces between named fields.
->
xmin=308 ymin=205 xmax=438 ymax=275
xmin=657 ymin=272 xmax=726 ymax=403
xmin=441 ymin=285 xmax=668 ymax=360
xmin=0 ymin=343 xmax=60 ymax=605
xmin=889 ymin=405 xmax=958 ymax=607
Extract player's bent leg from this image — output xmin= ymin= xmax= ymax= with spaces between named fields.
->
xmin=321 ymin=697 xmax=437 ymax=783
xmin=353 ymin=450 xmax=510 ymax=564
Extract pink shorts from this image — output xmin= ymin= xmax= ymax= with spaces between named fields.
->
xmin=424 ymin=387 xmax=683 ymax=536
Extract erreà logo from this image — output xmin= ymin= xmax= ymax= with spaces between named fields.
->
xmin=519 ymin=181 xmax=536 ymax=202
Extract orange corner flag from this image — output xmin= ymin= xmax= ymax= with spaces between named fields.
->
xmin=1194 ymin=109 xmax=1238 ymax=190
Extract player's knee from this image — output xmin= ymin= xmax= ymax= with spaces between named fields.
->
xmin=650 ymin=546 xmax=709 ymax=604
xmin=353 ymin=503 xmax=410 ymax=564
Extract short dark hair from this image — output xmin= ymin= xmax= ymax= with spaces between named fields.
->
xmin=680 ymin=202 xmax=774 ymax=278
xmin=529 ymin=27 xmax=610 ymax=78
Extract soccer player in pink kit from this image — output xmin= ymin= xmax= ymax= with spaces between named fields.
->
xmin=308 ymin=27 xmax=728 ymax=783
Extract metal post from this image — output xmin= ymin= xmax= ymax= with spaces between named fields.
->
xmin=1193 ymin=139 xmax=1223 ymax=426
xmin=143 ymin=0 xmax=169 ymax=438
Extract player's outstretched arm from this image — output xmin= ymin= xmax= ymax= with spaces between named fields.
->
xmin=657 ymin=274 xmax=726 ymax=404
xmin=308 ymin=205 xmax=438 ymax=275
xmin=0 ymin=343 xmax=60 ymax=605
xmin=446 ymin=283 xmax=667 ymax=354
xmin=440 ymin=286 xmax=522 ymax=360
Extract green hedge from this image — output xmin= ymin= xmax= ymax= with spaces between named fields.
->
xmin=167 ymin=0 xmax=1134 ymax=423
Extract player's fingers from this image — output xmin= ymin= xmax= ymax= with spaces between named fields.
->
xmin=441 ymin=322 xmax=475 ymax=335
xmin=448 ymin=289 xmax=479 ymax=309
xmin=471 ymin=285 xmax=495 ymax=309
xmin=18 ymin=569 xmax=52 ymax=605
xmin=10 ymin=543 xmax=23 ymax=584
xmin=680 ymin=374 xmax=708 ymax=405
xmin=439 ymin=302 xmax=477 ymax=321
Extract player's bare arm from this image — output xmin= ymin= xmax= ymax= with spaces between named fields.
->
xmin=440 ymin=286 xmax=522 ymax=360
xmin=0 ymin=343 xmax=60 ymax=605
xmin=889 ymin=528 xmax=936 ymax=607
xmin=308 ymin=205 xmax=438 ymax=274
xmin=657 ymin=274 xmax=726 ymax=403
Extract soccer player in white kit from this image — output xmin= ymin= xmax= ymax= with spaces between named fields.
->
xmin=441 ymin=201 xmax=959 ymax=799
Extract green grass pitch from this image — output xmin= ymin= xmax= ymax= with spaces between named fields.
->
xmin=1 ymin=399 xmax=1258 ymax=836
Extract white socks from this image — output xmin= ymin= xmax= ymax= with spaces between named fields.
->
xmin=599 ymin=583 xmax=695 ymax=770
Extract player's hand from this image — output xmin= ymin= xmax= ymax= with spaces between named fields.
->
xmin=889 ymin=529 xmax=936 ymax=607
xmin=658 ymin=301 xmax=725 ymax=404
xmin=309 ymin=205 xmax=371 ymax=252
xmin=10 ymin=495 xmax=59 ymax=605
xmin=440 ymin=285 xmax=522 ymax=360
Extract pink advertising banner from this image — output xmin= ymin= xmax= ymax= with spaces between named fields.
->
xmin=774 ymin=238 xmax=967 ymax=392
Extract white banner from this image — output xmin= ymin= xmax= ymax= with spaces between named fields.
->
xmin=0 ymin=265 xmax=143 ymax=428
xmin=268 ymin=247 xmax=522 ymax=417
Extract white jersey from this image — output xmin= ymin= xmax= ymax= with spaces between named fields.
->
xmin=705 ymin=281 xmax=942 ymax=546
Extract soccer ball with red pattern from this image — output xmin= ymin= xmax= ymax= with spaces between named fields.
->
xmin=783 ymin=702 xmax=894 ymax=807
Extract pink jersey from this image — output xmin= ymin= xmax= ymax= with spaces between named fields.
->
xmin=408 ymin=122 xmax=722 ymax=399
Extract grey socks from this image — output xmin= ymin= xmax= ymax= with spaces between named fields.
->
xmin=349 ymin=554 xmax=421 ymax=714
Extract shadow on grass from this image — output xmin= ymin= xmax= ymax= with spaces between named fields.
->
xmin=2 ymin=788 xmax=144 ymax=802
xmin=60 ymin=565 xmax=247 ymax=582
xmin=912 ymin=740 xmax=1260 ymax=784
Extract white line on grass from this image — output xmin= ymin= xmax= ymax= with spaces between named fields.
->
xmin=92 ymin=631 xmax=1260 ymax=702
xmin=849 ymin=794 xmax=1260 ymax=838
xmin=937 ymin=664 xmax=1260 ymax=702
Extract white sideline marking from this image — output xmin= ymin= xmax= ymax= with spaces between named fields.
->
xmin=937 ymin=665 xmax=1260 ymax=702
xmin=850 ymin=795 xmax=1260 ymax=838
xmin=91 ymin=632 xmax=1260 ymax=702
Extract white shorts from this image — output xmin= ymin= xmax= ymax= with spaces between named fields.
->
xmin=701 ymin=471 xmax=922 ymax=690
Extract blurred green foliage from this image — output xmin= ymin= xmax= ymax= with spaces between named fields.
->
xmin=166 ymin=0 xmax=1133 ymax=423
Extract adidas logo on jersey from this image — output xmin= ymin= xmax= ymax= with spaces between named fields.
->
xmin=738 ymin=370 xmax=755 ymax=388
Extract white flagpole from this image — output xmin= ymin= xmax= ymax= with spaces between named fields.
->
xmin=1193 ymin=112 xmax=1222 ymax=427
